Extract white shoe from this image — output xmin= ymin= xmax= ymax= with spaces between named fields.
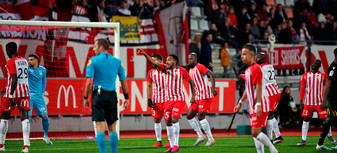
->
xmin=316 ymin=144 xmax=331 ymax=150
xmin=0 ymin=145 xmax=5 ymax=152
xmin=21 ymin=146 xmax=28 ymax=153
xmin=43 ymin=136 xmax=53 ymax=146
xmin=193 ymin=136 xmax=206 ymax=146
xmin=205 ymin=139 xmax=215 ymax=146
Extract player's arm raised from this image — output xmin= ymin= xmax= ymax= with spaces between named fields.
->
xmin=138 ymin=49 xmax=161 ymax=68
xmin=206 ymin=70 xmax=217 ymax=97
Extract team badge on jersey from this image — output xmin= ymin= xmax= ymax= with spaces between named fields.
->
xmin=87 ymin=60 xmax=92 ymax=66
xmin=39 ymin=70 xmax=42 ymax=76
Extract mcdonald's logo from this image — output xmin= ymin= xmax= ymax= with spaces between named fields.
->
xmin=57 ymin=85 xmax=77 ymax=109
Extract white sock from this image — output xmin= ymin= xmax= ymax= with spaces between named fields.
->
xmin=0 ymin=120 xmax=8 ymax=145
xmin=154 ymin=123 xmax=162 ymax=142
xmin=188 ymin=118 xmax=204 ymax=138
xmin=272 ymin=118 xmax=281 ymax=138
xmin=173 ymin=123 xmax=180 ymax=146
xmin=93 ymin=121 xmax=97 ymax=138
xmin=253 ymin=137 xmax=265 ymax=153
xmin=200 ymin=119 xmax=213 ymax=140
xmin=22 ymin=119 xmax=30 ymax=146
xmin=167 ymin=126 xmax=175 ymax=148
xmin=256 ymin=132 xmax=278 ymax=153
xmin=328 ymin=126 xmax=332 ymax=137
xmin=302 ymin=121 xmax=310 ymax=141
xmin=267 ymin=119 xmax=273 ymax=140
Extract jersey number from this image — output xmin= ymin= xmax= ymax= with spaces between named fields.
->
xmin=18 ymin=68 xmax=28 ymax=79
xmin=268 ymin=70 xmax=276 ymax=80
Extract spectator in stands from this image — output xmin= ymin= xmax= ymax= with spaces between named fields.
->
xmin=268 ymin=7 xmax=278 ymax=28
xmin=186 ymin=0 xmax=204 ymax=7
xmin=153 ymin=0 xmax=160 ymax=12
xmin=248 ymin=2 xmax=258 ymax=20
xmin=200 ymin=31 xmax=213 ymax=71
xmin=275 ymin=4 xmax=288 ymax=26
xmin=227 ymin=6 xmax=237 ymax=28
xmin=261 ymin=31 xmax=269 ymax=43
xmin=250 ymin=17 xmax=260 ymax=39
xmin=294 ymin=0 xmax=311 ymax=16
xmin=96 ymin=0 xmax=108 ymax=22
xmin=314 ymin=22 xmax=329 ymax=44
xmin=130 ymin=0 xmax=140 ymax=15
xmin=274 ymin=24 xmax=282 ymax=40
xmin=306 ymin=10 xmax=318 ymax=29
xmin=278 ymin=20 xmax=299 ymax=44
xmin=258 ymin=3 xmax=268 ymax=22
xmin=72 ymin=0 xmax=89 ymax=15
xmin=220 ymin=41 xmax=232 ymax=77
xmin=278 ymin=86 xmax=301 ymax=128
xmin=118 ymin=0 xmax=131 ymax=15
xmin=203 ymin=0 xmax=218 ymax=22
xmin=210 ymin=23 xmax=222 ymax=44
xmin=313 ymin=0 xmax=328 ymax=15
xmin=266 ymin=25 xmax=273 ymax=35
xmin=137 ymin=0 xmax=154 ymax=19
xmin=299 ymin=22 xmax=311 ymax=45
xmin=220 ymin=18 xmax=238 ymax=49
xmin=236 ymin=6 xmax=250 ymax=29
xmin=258 ymin=20 xmax=266 ymax=39
xmin=104 ymin=0 xmax=121 ymax=18
xmin=329 ymin=21 xmax=337 ymax=44
xmin=56 ymin=0 xmax=73 ymax=21
xmin=237 ymin=23 xmax=253 ymax=48
xmin=215 ymin=2 xmax=228 ymax=27
xmin=189 ymin=34 xmax=202 ymax=62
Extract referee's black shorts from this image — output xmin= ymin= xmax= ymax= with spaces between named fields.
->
xmin=91 ymin=90 xmax=118 ymax=124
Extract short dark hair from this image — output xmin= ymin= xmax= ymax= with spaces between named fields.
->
xmin=169 ymin=54 xmax=179 ymax=64
xmin=334 ymin=48 xmax=337 ymax=55
xmin=189 ymin=52 xmax=198 ymax=59
xmin=152 ymin=54 xmax=162 ymax=61
xmin=6 ymin=42 xmax=17 ymax=55
xmin=28 ymin=53 xmax=39 ymax=59
xmin=96 ymin=39 xmax=109 ymax=50
xmin=242 ymin=43 xmax=256 ymax=55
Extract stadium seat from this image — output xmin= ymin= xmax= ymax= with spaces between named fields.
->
xmin=266 ymin=0 xmax=276 ymax=6
xmin=285 ymin=0 xmax=294 ymax=7
xmin=285 ymin=8 xmax=293 ymax=18
xmin=191 ymin=7 xmax=202 ymax=17
xmin=190 ymin=19 xmax=199 ymax=31
xmin=199 ymin=20 xmax=209 ymax=31
xmin=275 ymin=0 xmax=285 ymax=6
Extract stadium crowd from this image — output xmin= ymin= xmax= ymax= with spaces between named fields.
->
xmin=1 ymin=0 xmax=334 ymax=48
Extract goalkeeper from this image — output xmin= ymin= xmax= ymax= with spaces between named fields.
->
xmin=27 ymin=54 xmax=52 ymax=146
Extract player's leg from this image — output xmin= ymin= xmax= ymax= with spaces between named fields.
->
xmin=316 ymin=117 xmax=332 ymax=150
xmin=152 ymin=103 xmax=164 ymax=147
xmin=251 ymin=112 xmax=278 ymax=153
xmin=271 ymin=112 xmax=283 ymax=144
xmin=170 ymin=100 xmax=185 ymax=151
xmin=35 ymin=95 xmax=52 ymax=145
xmin=20 ymin=109 xmax=30 ymax=153
xmin=198 ymin=112 xmax=214 ymax=146
xmin=328 ymin=126 xmax=336 ymax=145
xmin=253 ymin=137 xmax=265 ymax=153
xmin=92 ymin=91 xmax=108 ymax=153
xmin=186 ymin=106 xmax=205 ymax=146
xmin=0 ymin=112 xmax=10 ymax=151
xmin=298 ymin=105 xmax=313 ymax=145
xmin=165 ymin=119 xmax=175 ymax=152
xmin=96 ymin=121 xmax=108 ymax=153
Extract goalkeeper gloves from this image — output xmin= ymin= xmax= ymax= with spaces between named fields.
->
xmin=148 ymin=98 xmax=153 ymax=108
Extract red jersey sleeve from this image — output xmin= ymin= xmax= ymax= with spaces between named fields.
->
xmin=6 ymin=59 xmax=17 ymax=74
xmin=159 ymin=64 xmax=167 ymax=71
xmin=146 ymin=69 xmax=153 ymax=83
xmin=181 ymin=67 xmax=191 ymax=82
xmin=196 ymin=64 xmax=209 ymax=75
xmin=299 ymin=72 xmax=307 ymax=101
xmin=240 ymin=74 xmax=246 ymax=80
xmin=251 ymin=64 xmax=262 ymax=85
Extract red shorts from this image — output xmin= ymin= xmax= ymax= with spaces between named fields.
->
xmin=250 ymin=112 xmax=269 ymax=128
xmin=163 ymin=100 xmax=185 ymax=121
xmin=189 ymin=98 xmax=212 ymax=112
xmin=269 ymin=93 xmax=281 ymax=111
xmin=152 ymin=102 xmax=164 ymax=119
xmin=302 ymin=105 xmax=327 ymax=119
xmin=1 ymin=97 xmax=30 ymax=113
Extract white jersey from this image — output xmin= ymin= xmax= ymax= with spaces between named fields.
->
xmin=260 ymin=63 xmax=281 ymax=97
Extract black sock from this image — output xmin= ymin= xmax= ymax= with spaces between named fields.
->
xmin=318 ymin=121 xmax=331 ymax=145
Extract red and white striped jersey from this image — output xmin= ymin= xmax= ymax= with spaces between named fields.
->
xmin=159 ymin=64 xmax=191 ymax=102
xmin=244 ymin=63 xmax=269 ymax=114
xmin=300 ymin=71 xmax=326 ymax=106
xmin=189 ymin=63 xmax=213 ymax=100
xmin=260 ymin=63 xmax=281 ymax=97
xmin=146 ymin=68 xmax=166 ymax=103
xmin=5 ymin=57 xmax=29 ymax=98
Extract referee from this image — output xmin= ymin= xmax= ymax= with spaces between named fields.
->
xmin=317 ymin=48 xmax=337 ymax=151
xmin=83 ymin=39 xmax=129 ymax=153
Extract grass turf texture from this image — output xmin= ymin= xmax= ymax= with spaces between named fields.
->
xmin=2 ymin=136 xmax=336 ymax=153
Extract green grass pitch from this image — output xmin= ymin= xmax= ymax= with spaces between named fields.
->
xmin=3 ymin=136 xmax=336 ymax=152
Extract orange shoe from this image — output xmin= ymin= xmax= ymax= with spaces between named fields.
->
xmin=165 ymin=141 xmax=170 ymax=147
xmin=153 ymin=141 xmax=163 ymax=147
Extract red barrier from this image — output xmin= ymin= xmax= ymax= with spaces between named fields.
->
xmin=0 ymin=79 xmax=236 ymax=115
